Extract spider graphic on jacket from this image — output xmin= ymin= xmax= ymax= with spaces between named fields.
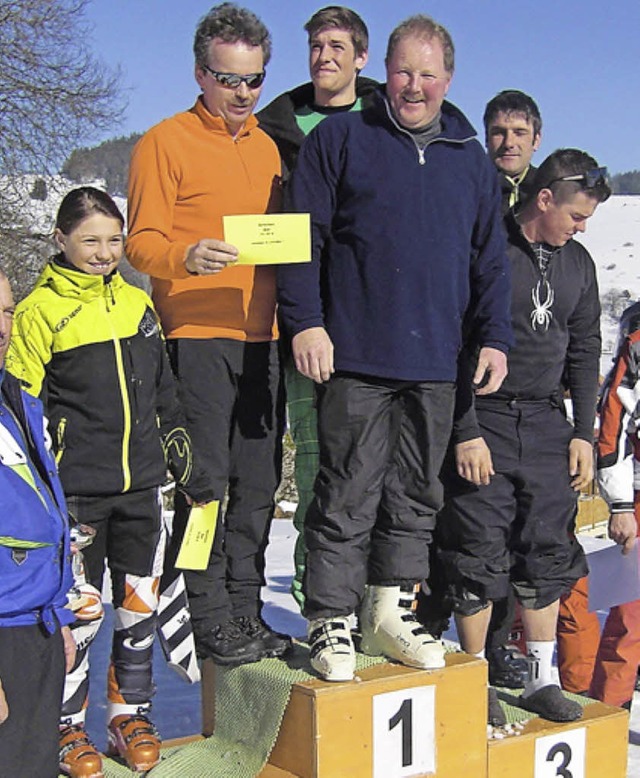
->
xmin=530 ymin=279 xmax=554 ymax=331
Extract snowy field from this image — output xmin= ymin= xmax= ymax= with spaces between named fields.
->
xmin=580 ymin=195 xmax=640 ymax=373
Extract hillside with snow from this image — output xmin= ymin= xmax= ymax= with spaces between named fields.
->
xmin=579 ymin=196 xmax=640 ymax=372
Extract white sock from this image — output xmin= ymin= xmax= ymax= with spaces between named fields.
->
xmin=474 ymin=649 xmax=486 ymax=660
xmin=524 ymin=640 xmax=555 ymax=695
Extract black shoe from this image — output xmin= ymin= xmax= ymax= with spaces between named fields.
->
xmin=196 ymin=621 xmax=265 ymax=666
xmin=487 ymin=645 xmax=528 ymax=689
xmin=488 ymin=687 xmax=507 ymax=727
xmin=415 ymin=586 xmax=451 ymax=639
xmin=520 ymin=685 xmax=583 ymax=722
xmin=233 ymin=615 xmax=292 ymax=658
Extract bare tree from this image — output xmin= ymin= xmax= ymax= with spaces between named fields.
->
xmin=0 ymin=0 xmax=123 ymax=298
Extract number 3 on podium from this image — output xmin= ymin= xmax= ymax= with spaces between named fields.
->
xmin=534 ymin=728 xmax=586 ymax=778
xmin=373 ymin=687 xmax=436 ymax=777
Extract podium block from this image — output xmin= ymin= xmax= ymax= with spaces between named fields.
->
xmin=260 ymin=766 xmax=298 ymax=777
xmin=487 ymin=699 xmax=628 ymax=778
xmin=263 ymin=652 xmax=487 ymax=778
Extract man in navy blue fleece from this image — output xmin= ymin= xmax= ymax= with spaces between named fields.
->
xmin=277 ymin=14 xmax=512 ymax=682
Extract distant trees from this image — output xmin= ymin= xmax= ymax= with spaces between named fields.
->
xmin=611 ymin=171 xmax=640 ymax=195
xmin=0 ymin=0 xmax=123 ymax=299
xmin=62 ymin=134 xmax=142 ymax=196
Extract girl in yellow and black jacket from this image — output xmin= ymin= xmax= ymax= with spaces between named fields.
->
xmin=11 ymin=248 xmax=200 ymax=498
xmin=7 ymin=187 xmax=214 ymax=776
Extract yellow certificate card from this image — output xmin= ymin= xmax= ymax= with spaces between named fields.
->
xmin=223 ymin=213 xmax=311 ymax=265
xmin=175 ymin=501 xmax=219 ymax=571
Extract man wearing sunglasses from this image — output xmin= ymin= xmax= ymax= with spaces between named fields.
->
xmin=440 ymin=150 xmax=610 ymax=724
xmin=482 ymin=91 xmax=604 ymax=704
xmin=257 ymin=6 xmax=377 ymax=612
xmin=127 ymin=3 xmax=290 ymax=668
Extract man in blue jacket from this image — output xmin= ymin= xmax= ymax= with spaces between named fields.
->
xmin=277 ymin=14 xmax=512 ymax=682
xmin=0 ymin=269 xmax=75 ymax=777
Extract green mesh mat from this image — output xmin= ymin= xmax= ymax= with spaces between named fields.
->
xmin=64 ymin=648 xmax=598 ymax=775
xmin=493 ymin=687 xmax=596 ymax=726
xmin=82 ymin=643 xmax=386 ymax=777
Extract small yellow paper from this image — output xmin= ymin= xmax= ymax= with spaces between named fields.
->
xmin=175 ymin=501 xmax=219 ymax=571
xmin=223 ymin=213 xmax=311 ymax=265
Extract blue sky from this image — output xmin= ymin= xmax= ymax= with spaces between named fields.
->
xmin=85 ymin=0 xmax=639 ymax=174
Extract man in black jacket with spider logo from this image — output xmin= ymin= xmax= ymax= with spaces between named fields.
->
xmin=439 ymin=149 xmax=610 ymax=725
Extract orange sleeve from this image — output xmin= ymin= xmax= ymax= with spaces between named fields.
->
xmin=126 ymin=127 xmax=193 ymax=280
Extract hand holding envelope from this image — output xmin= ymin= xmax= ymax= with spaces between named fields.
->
xmin=223 ymin=214 xmax=311 ymax=265
xmin=184 ymin=238 xmax=239 ymax=275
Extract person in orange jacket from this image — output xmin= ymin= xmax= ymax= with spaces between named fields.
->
xmin=590 ymin=306 xmax=640 ymax=709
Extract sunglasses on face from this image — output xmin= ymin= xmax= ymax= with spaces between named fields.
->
xmin=202 ymin=65 xmax=266 ymax=89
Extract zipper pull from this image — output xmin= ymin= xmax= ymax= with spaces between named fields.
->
xmin=104 ymin=277 xmax=116 ymax=307
xmin=418 ymin=148 xmax=425 ymax=165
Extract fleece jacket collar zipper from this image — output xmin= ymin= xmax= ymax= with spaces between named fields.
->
xmin=381 ymin=96 xmax=476 ymax=165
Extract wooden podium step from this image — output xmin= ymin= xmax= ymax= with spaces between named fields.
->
xmin=202 ymin=648 xmax=630 ymax=778
xmin=487 ymin=694 xmax=628 ymax=778
xmin=261 ymin=652 xmax=488 ymax=778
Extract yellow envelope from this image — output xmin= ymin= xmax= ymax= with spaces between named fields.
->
xmin=223 ymin=213 xmax=311 ymax=265
xmin=175 ymin=501 xmax=219 ymax=571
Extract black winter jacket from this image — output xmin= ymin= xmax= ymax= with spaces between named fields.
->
xmin=256 ymin=76 xmax=379 ymax=177
xmin=456 ymin=212 xmax=601 ymax=442
xmin=8 ymin=260 xmax=215 ymax=502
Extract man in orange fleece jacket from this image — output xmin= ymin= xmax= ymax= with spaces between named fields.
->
xmin=127 ymin=2 xmax=289 ymax=667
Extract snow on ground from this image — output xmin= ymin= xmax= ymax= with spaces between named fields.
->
xmin=579 ymin=195 xmax=640 ymax=373
xmin=0 ymin=174 xmax=127 ymax=235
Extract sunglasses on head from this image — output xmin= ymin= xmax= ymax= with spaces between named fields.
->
xmin=547 ymin=166 xmax=609 ymax=189
xmin=202 ymin=65 xmax=266 ymax=89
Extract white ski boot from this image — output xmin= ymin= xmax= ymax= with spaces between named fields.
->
xmin=308 ymin=616 xmax=355 ymax=682
xmin=359 ymin=584 xmax=445 ymax=669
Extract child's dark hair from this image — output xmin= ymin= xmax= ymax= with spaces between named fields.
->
xmin=55 ymin=187 xmax=124 ymax=235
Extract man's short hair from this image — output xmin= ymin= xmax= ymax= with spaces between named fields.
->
xmin=194 ymin=2 xmax=272 ymax=68
xmin=304 ymin=6 xmax=369 ymax=57
xmin=385 ymin=15 xmax=454 ymax=74
xmin=483 ymin=90 xmax=542 ymax=138
xmin=533 ymin=149 xmax=611 ymax=204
